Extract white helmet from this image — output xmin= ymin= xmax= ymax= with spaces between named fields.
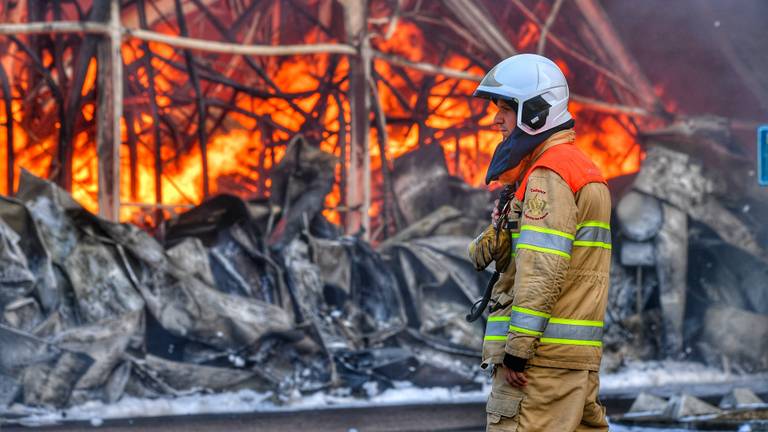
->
xmin=474 ymin=54 xmax=572 ymax=135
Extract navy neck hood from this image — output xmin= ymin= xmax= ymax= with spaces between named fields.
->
xmin=485 ymin=119 xmax=575 ymax=185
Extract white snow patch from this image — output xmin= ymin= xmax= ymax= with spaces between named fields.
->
xmin=609 ymin=425 xmax=703 ymax=432
xmin=602 ymin=360 xmax=743 ymax=390
xmin=362 ymin=381 xmax=379 ymax=397
xmin=8 ymin=360 xmax=767 ymax=427
xmin=12 ymin=381 xmax=490 ymax=426
xmin=11 ymin=390 xmax=273 ymax=426
xmin=227 ymin=354 xmax=245 ymax=368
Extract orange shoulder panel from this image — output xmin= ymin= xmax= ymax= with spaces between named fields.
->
xmin=514 ymin=144 xmax=605 ymax=201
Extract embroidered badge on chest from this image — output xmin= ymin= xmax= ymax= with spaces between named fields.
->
xmin=524 ymin=193 xmax=549 ymax=220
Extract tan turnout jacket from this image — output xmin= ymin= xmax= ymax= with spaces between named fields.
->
xmin=469 ymin=130 xmax=612 ymax=372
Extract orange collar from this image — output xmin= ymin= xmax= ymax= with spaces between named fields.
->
xmin=497 ymin=129 xmax=576 ymax=185
xmin=529 ymin=129 xmax=577 ymax=163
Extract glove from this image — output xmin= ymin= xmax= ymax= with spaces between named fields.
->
xmin=468 ymin=224 xmax=512 ymax=272
xmin=503 ymin=352 xmax=528 ymax=372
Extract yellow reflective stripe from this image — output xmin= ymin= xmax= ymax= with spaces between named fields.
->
xmin=511 ymin=306 xmax=551 ymax=319
xmin=520 ymin=225 xmax=575 ymax=240
xmin=484 ymin=336 xmax=507 ymax=341
xmin=540 ymin=337 xmax=602 ymax=347
xmin=516 ymin=243 xmax=571 ymax=259
xmin=488 ymin=316 xmax=511 ymax=322
xmin=576 ymin=221 xmax=610 ymax=230
xmin=548 ymin=317 xmax=604 ymax=327
xmin=508 ymin=325 xmax=543 ymax=336
xmin=510 ymin=232 xmax=521 ymax=259
xmin=573 ymin=240 xmax=612 ymax=250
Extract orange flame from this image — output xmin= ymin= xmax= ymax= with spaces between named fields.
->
xmin=0 ymin=16 xmax=642 ymax=232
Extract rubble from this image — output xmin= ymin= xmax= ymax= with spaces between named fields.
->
xmin=0 ymin=154 xmax=489 ymax=412
xmin=627 ymin=392 xmax=667 ymax=415
xmin=616 ymin=389 xmax=768 ymax=430
xmin=720 ymin=388 xmax=765 ymax=410
xmin=606 ymin=119 xmax=768 ymax=367
xmin=699 ymin=306 xmax=768 ymax=371
xmin=391 ymin=143 xmax=490 ymax=226
xmin=1 ymin=117 xmax=767 ymax=419
xmin=615 ymin=191 xmax=663 ymax=242
xmin=655 ymin=203 xmax=688 ymax=356
xmin=662 ymin=393 xmax=722 ymax=419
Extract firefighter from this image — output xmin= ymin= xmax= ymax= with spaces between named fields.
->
xmin=468 ymin=54 xmax=611 ymax=431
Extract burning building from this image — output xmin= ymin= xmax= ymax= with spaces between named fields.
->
xmin=0 ymin=0 xmax=766 ymax=425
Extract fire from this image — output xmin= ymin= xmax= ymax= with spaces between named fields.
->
xmin=0 ymin=7 xmax=643 ymax=232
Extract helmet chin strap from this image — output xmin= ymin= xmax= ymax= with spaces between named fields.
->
xmin=484 ymin=119 xmax=575 ymax=185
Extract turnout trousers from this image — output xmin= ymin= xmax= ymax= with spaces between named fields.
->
xmin=486 ymin=365 xmax=609 ymax=432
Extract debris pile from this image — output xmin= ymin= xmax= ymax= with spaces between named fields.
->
xmin=604 ymin=116 xmax=768 ymax=373
xmin=1 ymin=120 xmax=767 ymax=418
xmin=0 ymin=137 xmax=491 ymax=412
xmin=614 ymin=388 xmax=768 ymax=430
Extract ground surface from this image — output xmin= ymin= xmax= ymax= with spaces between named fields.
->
xmin=4 ymin=403 xmax=487 ymax=432
xmin=3 ymin=361 xmax=767 ymax=431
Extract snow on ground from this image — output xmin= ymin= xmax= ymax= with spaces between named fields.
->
xmin=6 ymin=360 xmax=766 ymax=427
xmin=601 ymin=360 xmax=756 ymax=390
xmin=8 ymin=383 xmax=492 ymax=426
xmin=608 ymin=425 xmax=759 ymax=432
xmin=607 ymin=426 xmax=714 ymax=432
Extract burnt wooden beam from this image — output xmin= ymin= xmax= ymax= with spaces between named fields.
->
xmin=95 ymin=0 xmax=122 ymax=221
xmin=0 ymin=63 xmax=13 ymax=195
xmin=122 ymin=0 xmax=219 ymax=29
xmin=52 ymin=1 xmax=70 ymax=91
xmin=0 ymin=21 xmax=110 ymax=36
xmin=124 ymin=109 xmax=139 ymax=201
xmin=369 ymin=77 xmax=404 ymax=233
xmin=137 ymin=0 xmax=164 ymax=224
xmin=341 ymin=0 xmax=371 ymax=238
xmin=60 ymin=1 xmax=109 ymax=191
xmin=371 ymin=68 xmax=410 ymax=112
xmin=123 ymin=27 xmax=356 ymax=56
xmin=333 ymin=92 xmax=347 ymax=228
xmin=184 ymin=0 xmax=313 ymax=124
xmin=3 ymin=38 xmax=64 ymax=183
xmin=372 ymin=50 xmax=481 ymax=82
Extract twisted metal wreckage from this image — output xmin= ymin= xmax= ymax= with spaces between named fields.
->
xmin=0 ymin=134 xmax=493 ymax=411
xmin=1 ymin=117 xmax=767 ymax=415
xmin=0 ymin=0 xmax=766 ymax=424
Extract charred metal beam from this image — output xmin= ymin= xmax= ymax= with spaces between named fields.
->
xmin=173 ymin=0 xmax=209 ymax=198
xmin=574 ymin=0 xmax=661 ymax=113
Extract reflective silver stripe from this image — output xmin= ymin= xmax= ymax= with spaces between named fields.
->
xmin=575 ymin=226 xmax=611 ymax=245
xmin=542 ymin=323 xmax=603 ymax=342
xmin=510 ymin=311 xmax=548 ymax=333
xmin=485 ymin=319 xmax=510 ymax=339
xmin=516 ymin=230 xmax=573 ymax=256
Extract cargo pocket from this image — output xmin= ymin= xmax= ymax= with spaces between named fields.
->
xmin=486 ymin=390 xmax=522 ymax=431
